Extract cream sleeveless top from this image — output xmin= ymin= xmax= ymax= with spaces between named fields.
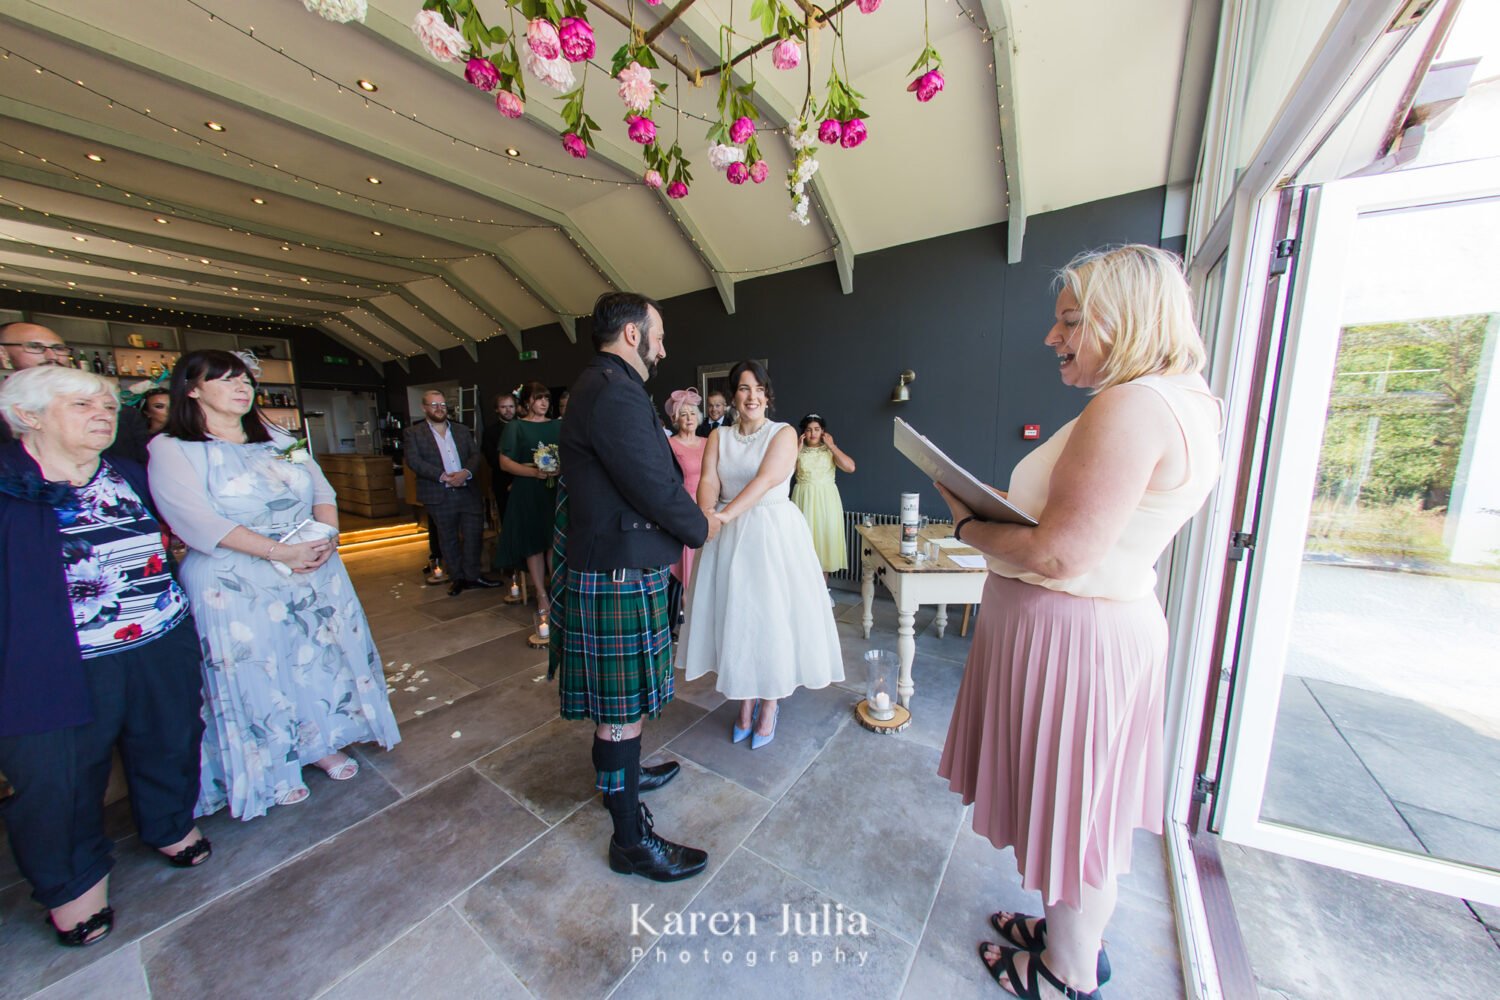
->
xmin=986 ymin=373 xmax=1223 ymax=601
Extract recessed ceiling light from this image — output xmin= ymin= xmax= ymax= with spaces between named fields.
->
xmin=66 ymin=280 xmax=76 ymax=286
xmin=129 ymin=271 xmax=139 ymax=275
xmin=505 ymin=147 xmax=519 ymax=157
xmin=357 ymin=79 xmax=378 ymax=92
xmin=299 ymin=277 xmax=309 ymax=282
xmin=199 ymin=258 xmax=210 ymax=264
xmin=366 ymin=176 xmax=381 ymax=185
xmin=251 ymin=197 xmax=266 ymax=205
xmin=371 ymin=230 xmax=382 ymax=236
xmin=230 ymin=286 xmax=239 ymax=291
xmin=154 ymin=217 xmax=169 ymax=224
xmin=252 ymin=306 xmax=260 ymax=311
xmin=85 ymin=152 xmax=105 ymax=162
xmin=72 ymin=236 xmax=87 ymax=242
xmin=280 ymin=245 xmax=291 ymax=251
xmin=205 ymin=121 xmax=226 ymax=132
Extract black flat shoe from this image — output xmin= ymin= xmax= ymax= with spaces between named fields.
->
xmin=639 ymin=761 xmax=680 ymax=792
xmin=448 ymin=580 xmax=467 ymax=596
xmin=48 ymin=906 xmax=114 ymax=947
xmin=989 ymin=912 xmax=1111 ymax=985
xmin=162 ymin=836 xmax=212 ymax=869
xmin=607 ymin=804 xmax=707 ymax=882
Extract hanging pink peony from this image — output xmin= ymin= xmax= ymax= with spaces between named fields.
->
xmin=465 ymin=57 xmax=500 ymax=92
xmin=840 ymin=118 xmax=868 ymax=148
xmin=627 ymin=115 xmax=657 ymax=145
xmin=617 ymin=61 xmax=655 ymax=112
xmin=726 ymin=162 xmax=749 ymax=185
xmin=644 ymin=169 xmax=663 ymax=189
xmin=857 ymin=0 xmax=882 ymax=11
xmin=729 ymin=116 xmax=756 ymax=144
xmin=495 ymin=90 xmax=524 ymax=119
xmin=666 ymin=181 xmax=689 ymax=199
xmin=412 ymin=10 xmax=465 ymax=63
xmin=526 ymin=18 xmax=562 ymax=60
xmin=817 ymin=119 xmax=842 ymax=145
xmin=772 ymin=38 xmax=802 ymax=70
xmin=908 ymin=69 xmax=945 ymax=103
xmin=558 ymin=17 xmax=596 ymax=62
xmin=749 ymin=160 xmax=769 ymax=184
xmin=562 ymin=132 xmax=588 ymax=159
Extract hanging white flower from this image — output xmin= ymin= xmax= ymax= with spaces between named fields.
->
xmin=303 ymin=0 xmax=367 ymax=24
xmin=707 ymin=142 xmax=746 ymax=172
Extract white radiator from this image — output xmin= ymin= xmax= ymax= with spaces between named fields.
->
xmin=836 ymin=510 xmax=951 ymax=583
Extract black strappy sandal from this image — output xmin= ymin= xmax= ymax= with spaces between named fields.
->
xmin=48 ymin=906 xmax=114 ymax=947
xmin=989 ymin=912 xmax=1112 ymax=985
xmin=979 ymin=942 xmax=1103 ymax=1000
xmin=162 ymin=835 xmax=213 ymax=868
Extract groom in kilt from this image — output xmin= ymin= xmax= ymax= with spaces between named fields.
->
xmin=549 ymin=292 xmax=718 ymax=881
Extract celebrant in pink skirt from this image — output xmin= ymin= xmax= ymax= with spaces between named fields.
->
xmin=935 ymin=245 xmax=1222 ymax=1000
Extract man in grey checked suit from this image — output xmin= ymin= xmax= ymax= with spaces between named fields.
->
xmin=402 ymin=391 xmax=498 ymax=595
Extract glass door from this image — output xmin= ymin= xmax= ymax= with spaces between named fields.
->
xmin=1215 ymin=158 xmax=1500 ymax=903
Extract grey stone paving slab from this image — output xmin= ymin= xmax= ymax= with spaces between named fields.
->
xmin=747 ymin=725 xmax=965 ymax=944
xmin=669 ymin=665 xmax=729 ymax=712
xmin=457 ymin=761 xmax=771 ymax=999
xmin=318 ymin=905 xmax=530 ymax=1000
xmin=139 ymin=769 xmax=543 ymax=1000
xmin=666 ymin=683 xmax=854 ymax=799
xmin=369 ymin=609 xmax=525 ymax=670
xmin=473 ymin=698 xmax=707 ymax=826
xmin=1337 ymin=726 xmax=1500 ymax=832
xmin=612 ymin=847 xmax=916 ymax=999
xmin=29 ymin=943 xmax=149 ymax=1000
xmin=426 ymin=630 xmax=544 ymax=690
xmin=364 ymin=604 xmax=444 ymax=646
xmin=380 ymin=663 xmax=479 ymax=725
xmin=1396 ymin=801 xmax=1500 ymax=871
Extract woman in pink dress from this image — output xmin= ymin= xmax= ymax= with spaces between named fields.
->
xmin=936 ymin=246 xmax=1222 ymax=1000
xmin=664 ymin=388 xmax=705 ymax=588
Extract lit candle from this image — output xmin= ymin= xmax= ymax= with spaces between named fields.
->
xmin=873 ymin=692 xmax=891 ymax=711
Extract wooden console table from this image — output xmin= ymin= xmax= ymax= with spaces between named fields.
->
xmin=855 ymin=523 xmax=987 ymax=710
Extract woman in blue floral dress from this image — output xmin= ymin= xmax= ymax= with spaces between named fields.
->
xmin=148 ymin=351 xmax=399 ymax=820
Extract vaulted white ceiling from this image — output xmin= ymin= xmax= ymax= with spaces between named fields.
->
xmin=0 ymin=0 xmax=1201 ymax=367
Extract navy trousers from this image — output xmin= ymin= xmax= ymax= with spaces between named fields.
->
xmin=0 ymin=621 xmax=204 ymax=908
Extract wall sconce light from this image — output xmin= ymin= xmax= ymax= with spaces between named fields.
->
xmin=890 ymin=369 xmax=916 ymax=403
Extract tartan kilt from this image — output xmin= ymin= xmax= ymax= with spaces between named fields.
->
xmin=548 ymin=481 xmax=675 ymax=724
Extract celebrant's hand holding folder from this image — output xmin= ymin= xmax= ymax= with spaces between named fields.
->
xmin=892 ymin=418 xmax=1038 ymax=526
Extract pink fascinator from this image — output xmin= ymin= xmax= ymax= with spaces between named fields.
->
xmin=665 ymin=387 xmax=701 ymax=421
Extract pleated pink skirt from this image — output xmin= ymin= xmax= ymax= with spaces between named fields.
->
xmin=938 ymin=573 xmax=1169 ymax=909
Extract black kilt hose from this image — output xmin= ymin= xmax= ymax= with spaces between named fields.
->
xmin=549 ymin=482 xmax=675 ymax=726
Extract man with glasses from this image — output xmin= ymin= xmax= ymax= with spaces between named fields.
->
xmin=0 ymin=322 xmax=149 ymax=462
xmin=403 ymin=390 xmax=498 ymax=596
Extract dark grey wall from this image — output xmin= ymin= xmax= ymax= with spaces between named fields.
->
xmin=384 ymin=185 xmax=1170 ymax=515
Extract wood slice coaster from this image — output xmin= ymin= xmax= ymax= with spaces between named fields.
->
xmin=854 ymin=699 xmax=911 ymax=734
xmin=527 ymin=631 xmax=549 ymax=648
xmin=502 ymin=593 xmax=526 ymax=605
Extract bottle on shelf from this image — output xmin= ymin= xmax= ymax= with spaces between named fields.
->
xmin=149 ymin=360 xmax=162 ymax=378
xmin=134 ymin=357 xmax=147 ymax=376
xmin=91 ymin=351 xmax=104 ymax=374
xmin=104 ymin=353 xmax=116 ymax=376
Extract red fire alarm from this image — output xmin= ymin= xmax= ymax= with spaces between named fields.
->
xmin=1022 ymin=424 xmax=1041 ymax=440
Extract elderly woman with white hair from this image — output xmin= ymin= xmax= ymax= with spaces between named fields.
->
xmin=0 ymin=366 xmax=210 ymax=949
xmin=936 ymin=245 xmax=1223 ymax=999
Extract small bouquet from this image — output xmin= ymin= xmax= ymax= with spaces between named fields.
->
xmin=275 ymin=437 xmax=312 ymax=464
xmin=533 ymin=442 xmax=560 ymax=487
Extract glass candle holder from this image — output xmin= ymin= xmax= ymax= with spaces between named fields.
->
xmin=863 ymin=650 xmax=899 ymax=721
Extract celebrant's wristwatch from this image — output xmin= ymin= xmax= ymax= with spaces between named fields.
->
xmin=953 ymin=516 xmax=977 ymax=544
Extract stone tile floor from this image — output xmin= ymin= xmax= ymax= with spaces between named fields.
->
xmin=1 ymin=541 xmax=1185 ymax=1000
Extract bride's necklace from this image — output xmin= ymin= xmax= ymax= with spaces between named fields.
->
xmin=733 ymin=418 xmax=770 ymax=441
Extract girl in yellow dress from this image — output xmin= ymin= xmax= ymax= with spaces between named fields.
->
xmin=791 ymin=414 xmax=857 ymax=582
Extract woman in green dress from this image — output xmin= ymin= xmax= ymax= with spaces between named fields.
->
xmin=495 ymin=381 xmax=560 ymax=618
xmin=791 ymin=414 xmax=856 ymax=582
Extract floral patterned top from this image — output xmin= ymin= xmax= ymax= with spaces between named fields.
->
xmin=59 ymin=461 xmax=189 ymax=657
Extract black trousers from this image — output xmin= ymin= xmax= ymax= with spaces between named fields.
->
xmin=429 ymin=497 xmax=483 ymax=582
xmin=0 ymin=621 xmax=205 ymax=908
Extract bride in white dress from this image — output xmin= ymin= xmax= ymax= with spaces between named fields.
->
xmin=676 ymin=361 xmax=842 ymax=748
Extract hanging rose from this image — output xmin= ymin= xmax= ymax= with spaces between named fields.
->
xmin=726 ymin=162 xmax=749 ymax=186
xmin=857 ymin=0 xmax=882 ymax=11
xmin=707 ymin=142 xmax=746 ymax=172
xmin=526 ymin=50 xmax=576 ymax=92
xmin=558 ymin=17 xmax=596 ymax=63
xmin=749 ymin=160 xmax=769 ymax=184
xmin=840 ymin=118 xmax=868 ymax=148
xmin=411 ymin=10 xmax=465 ymax=63
xmin=818 ymin=119 xmax=842 ymax=145
xmin=617 ymin=62 xmax=656 ymax=113
xmin=644 ymin=169 xmax=663 ymax=189
xmin=627 ymin=115 xmax=657 ymax=145
xmin=302 ymin=0 xmax=366 ymax=24
xmin=465 ymin=58 xmax=500 ymax=92
xmin=666 ymin=181 xmax=689 ymax=199
xmin=908 ymin=69 xmax=945 ymax=103
xmin=729 ymin=116 xmax=756 ymax=145
xmin=772 ymin=39 xmax=802 ymax=70
xmin=527 ymin=18 xmax=562 ymax=60
xmin=562 ymin=133 xmax=588 ymax=159
xmin=495 ymin=90 xmax=525 ymax=119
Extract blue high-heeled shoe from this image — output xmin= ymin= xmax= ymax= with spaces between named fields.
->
xmin=731 ymin=703 xmax=759 ymax=744
xmin=750 ymin=702 xmax=778 ymax=750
